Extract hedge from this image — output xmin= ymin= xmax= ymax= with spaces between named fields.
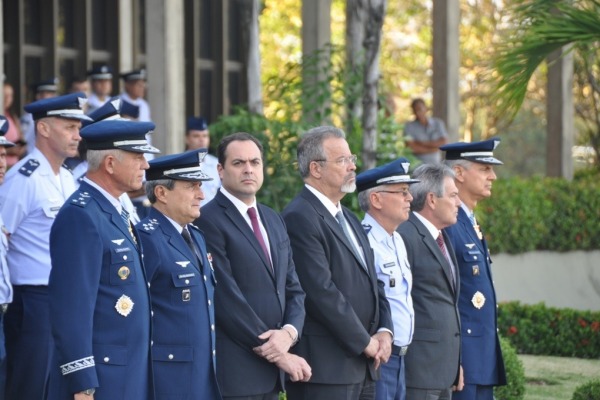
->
xmin=572 ymin=379 xmax=600 ymax=400
xmin=479 ymin=174 xmax=600 ymax=254
xmin=498 ymin=301 xmax=600 ymax=358
xmin=494 ymin=336 xmax=526 ymax=400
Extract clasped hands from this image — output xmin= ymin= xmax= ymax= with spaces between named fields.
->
xmin=363 ymin=331 xmax=392 ymax=370
xmin=253 ymin=329 xmax=312 ymax=382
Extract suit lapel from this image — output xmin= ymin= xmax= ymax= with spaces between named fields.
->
xmin=217 ymin=192 xmax=274 ymax=278
xmin=300 ymin=188 xmax=370 ymax=276
xmin=410 ymin=213 xmax=456 ymax=293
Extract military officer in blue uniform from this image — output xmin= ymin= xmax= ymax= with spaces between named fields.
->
xmin=137 ymin=149 xmax=221 ymax=399
xmin=356 ymin=159 xmax=420 ymax=400
xmin=0 ymin=92 xmax=91 ymax=400
xmin=441 ymin=139 xmax=507 ymax=400
xmin=0 ymin=116 xmax=16 ymax=400
xmin=184 ymin=117 xmax=220 ymax=205
xmin=48 ymin=119 xmax=160 ymax=400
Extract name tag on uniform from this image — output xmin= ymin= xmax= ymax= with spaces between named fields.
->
xmin=383 ymin=262 xmax=396 ymax=269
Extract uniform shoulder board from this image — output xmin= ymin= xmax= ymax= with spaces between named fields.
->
xmin=61 ymin=163 xmax=74 ymax=174
xmin=18 ymin=159 xmax=41 ymax=177
xmin=69 ymin=191 xmax=92 ymax=208
xmin=362 ymin=223 xmax=372 ymax=234
xmin=138 ymin=218 xmax=160 ymax=234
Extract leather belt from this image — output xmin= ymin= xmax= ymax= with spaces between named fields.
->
xmin=0 ymin=304 xmax=8 ymax=314
xmin=392 ymin=344 xmax=408 ymax=356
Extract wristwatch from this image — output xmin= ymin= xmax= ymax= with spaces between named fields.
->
xmin=80 ymin=388 xmax=95 ymax=396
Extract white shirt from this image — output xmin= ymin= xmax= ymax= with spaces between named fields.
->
xmin=0 ymin=214 xmax=13 ymax=303
xmin=362 ymin=213 xmax=413 ymax=346
xmin=0 ymin=149 xmax=77 ymax=285
xmin=87 ymin=93 xmax=110 ymax=114
xmin=200 ymin=154 xmax=220 ymax=206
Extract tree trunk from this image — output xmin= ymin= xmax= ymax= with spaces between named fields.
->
xmin=241 ymin=0 xmax=264 ymax=115
xmin=361 ymin=0 xmax=386 ymax=170
xmin=345 ymin=0 xmax=366 ymax=135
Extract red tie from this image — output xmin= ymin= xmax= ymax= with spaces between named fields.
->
xmin=248 ymin=207 xmax=272 ymax=267
xmin=436 ymin=232 xmax=456 ymax=288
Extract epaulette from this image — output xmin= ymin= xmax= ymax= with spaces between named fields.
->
xmin=61 ymin=163 xmax=73 ymax=174
xmin=18 ymin=159 xmax=40 ymax=177
xmin=362 ymin=223 xmax=372 ymax=234
xmin=69 ymin=191 xmax=92 ymax=208
xmin=138 ymin=218 xmax=160 ymax=234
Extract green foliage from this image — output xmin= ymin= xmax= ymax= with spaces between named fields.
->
xmin=498 ymin=302 xmax=600 ymax=359
xmin=572 ymin=379 xmax=600 ymax=400
xmin=210 ymin=45 xmax=406 ymax=213
xmin=480 ymin=175 xmax=600 ymax=254
xmin=495 ymin=336 xmax=526 ymax=400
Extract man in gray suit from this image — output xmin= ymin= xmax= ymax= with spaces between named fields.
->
xmin=397 ymin=163 xmax=463 ymax=400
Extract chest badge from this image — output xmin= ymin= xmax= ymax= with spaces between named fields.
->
xmin=471 ymin=291 xmax=485 ymax=309
xmin=115 ymin=295 xmax=134 ymax=317
xmin=472 ymin=265 xmax=480 ymax=276
xmin=118 ymin=266 xmax=130 ymax=280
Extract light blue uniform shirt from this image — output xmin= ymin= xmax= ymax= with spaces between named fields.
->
xmin=0 ymin=214 xmax=12 ymax=303
xmin=0 ymin=148 xmax=76 ymax=285
xmin=362 ymin=213 xmax=414 ymax=347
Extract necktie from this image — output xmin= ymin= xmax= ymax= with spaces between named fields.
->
xmin=182 ymin=227 xmax=202 ymax=265
xmin=121 ymin=208 xmax=137 ymax=245
xmin=436 ymin=232 xmax=455 ymax=288
xmin=335 ymin=211 xmax=366 ymax=270
xmin=247 ymin=207 xmax=272 ymax=267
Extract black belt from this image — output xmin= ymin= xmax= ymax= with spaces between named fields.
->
xmin=392 ymin=344 xmax=408 ymax=356
xmin=0 ymin=304 xmax=8 ymax=314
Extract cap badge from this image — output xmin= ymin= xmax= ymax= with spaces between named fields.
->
xmin=115 ymin=294 xmax=134 ymax=317
xmin=401 ymin=162 xmax=410 ymax=172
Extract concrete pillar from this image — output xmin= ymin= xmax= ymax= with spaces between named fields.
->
xmin=145 ymin=0 xmax=185 ymax=154
xmin=301 ymin=0 xmax=331 ymax=124
xmin=118 ymin=0 xmax=134 ymax=74
xmin=432 ymin=0 xmax=460 ymax=142
xmin=546 ymin=48 xmax=574 ymax=179
xmin=0 ymin=0 xmax=4 ymax=112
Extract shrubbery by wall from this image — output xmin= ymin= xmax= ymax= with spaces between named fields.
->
xmin=479 ymin=172 xmax=600 ymax=254
xmin=498 ymin=301 xmax=600 ymax=359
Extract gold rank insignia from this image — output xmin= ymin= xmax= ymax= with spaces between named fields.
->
xmin=118 ymin=266 xmax=130 ymax=280
xmin=471 ymin=291 xmax=485 ymax=309
xmin=115 ymin=295 xmax=134 ymax=317
xmin=473 ymin=224 xmax=483 ymax=240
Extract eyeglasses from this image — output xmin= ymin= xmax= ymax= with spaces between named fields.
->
xmin=376 ymin=189 xmax=411 ymax=197
xmin=314 ymin=155 xmax=358 ymax=167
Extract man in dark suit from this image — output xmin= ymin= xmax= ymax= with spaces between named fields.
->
xmin=137 ymin=149 xmax=220 ymax=399
xmin=281 ymin=126 xmax=393 ymax=400
xmin=396 ymin=163 xmax=463 ymax=400
xmin=441 ymin=140 xmax=507 ymax=400
xmin=194 ymin=132 xmax=310 ymax=399
xmin=48 ymin=120 xmax=160 ymax=399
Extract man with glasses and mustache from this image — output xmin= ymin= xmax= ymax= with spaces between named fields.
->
xmin=356 ymin=158 xmax=420 ymax=400
xmin=282 ymin=126 xmax=393 ymax=400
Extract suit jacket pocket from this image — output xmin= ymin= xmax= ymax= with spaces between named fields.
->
xmin=152 ymin=345 xmax=194 ymax=363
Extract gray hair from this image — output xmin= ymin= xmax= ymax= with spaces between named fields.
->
xmin=86 ymin=149 xmax=124 ymax=172
xmin=443 ymin=158 xmax=473 ymax=170
xmin=297 ymin=126 xmax=346 ymax=178
xmin=409 ymin=164 xmax=455 ymax=212
xmin=145 ymin=179 xmax=176 ymax=204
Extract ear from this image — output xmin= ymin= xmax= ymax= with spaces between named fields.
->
xmin=154 ymin=184 xmax=169 ymax=204
xmin=426 ymin=191 xmax=437 ymax=208
xmin=36 ymin=120 xmax=51 ymax=139
xmin=370 ymin=191 xmax=383 ymax=211
xmin=309 ymin=161 xmax=322 ymax=179
xmin=453 ymin=165 xmax=465 ymax=183
xmin=104 ymin=154 xmax=116 ymax=174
